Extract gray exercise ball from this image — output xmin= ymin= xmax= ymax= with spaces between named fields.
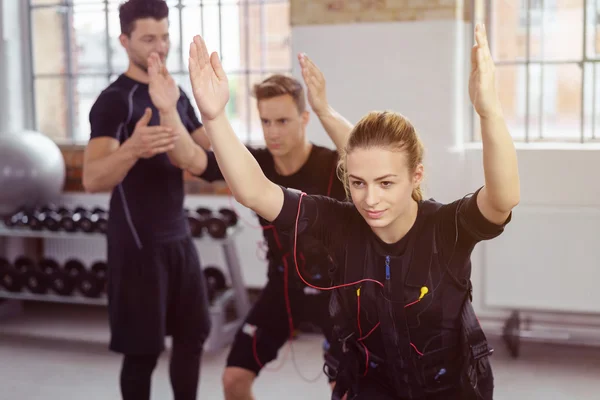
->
xmin=0 ymin=130 xmax=66 ymax=216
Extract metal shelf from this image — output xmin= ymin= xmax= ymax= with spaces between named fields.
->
xmin=0 ymin=290 xmax=107 ymax=306
xmin=0 ymin=224 xmax=242 ymax=243
xmin=0 ymin=226 xmax=105 ymax=240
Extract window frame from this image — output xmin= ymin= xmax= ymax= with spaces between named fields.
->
xmin=26 ymin=0 xmax=292 ymax=146
xmin=471 ymin=0 xmax=599 ymax=144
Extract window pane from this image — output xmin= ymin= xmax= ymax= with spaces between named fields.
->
xmin=246 ymin=3 xmax=266 ymax=72
xmin=34 ymin=78 xmax=69 ymax=142
xmin=73 ymin=3 xmax=109 ymax=73
xmin=591 ymin=62 xmax=600 ymax=140
xmin=107 ymin=6 xmax=128 ymax=72
xmin=531 ymin=0 xmax=583 ymax=62
xmin=182 ymin=2 xmax=241 ymax=71
xmin=490 ymin=0 xmax=526 ymax=62
xmin=166 ymin=7 xmax=183 ymax=73
xmin=588 ymin=0 xmax=600 ymax=59
xmin=264 ymin=2 xmax=292 ymax=71
xmin=538 ymin=63 xmax=582 ymax=141
xmin=582 ymin=62 xmax=595 ymax=140
xmin=73 ymin=76 xmax=110 ymax=143
xmin=477 ymin=65 xmax=527 ymax=141
xmin=197 ymin=5 xmax=227 ymax=69
xmin=30 ymin=0 xmax=64 ymax=5
xmin=31 ymin=6 xmax=68 ymax=75
xmin=247 ymin=73 xmax=268 ymax=144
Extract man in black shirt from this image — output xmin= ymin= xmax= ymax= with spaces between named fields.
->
xmin=155 ymin=51 xmax=353 ymax=399
xmin=82 ymin=2 xmax=211 ymax=399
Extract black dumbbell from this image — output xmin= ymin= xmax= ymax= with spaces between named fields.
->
xmin=32 ymin=208 xmax=61 ymax=232
xmin=203 ymin=266 xmax=227 ymax=303
xmin=3 ymin=207 xmax=29 ymax=228
xmin=218 ymin=208 xmax=238 ymax=227
xmin=195 ymin=207 xmax=230 ymax=239
xmin=64 ymin=259 xmax=86 ymax=280
xmin=77 ymin=270 xmax=104 ymax=298
xmin=14 ymin=256 xmax=36 ymax=274
xmin=91 ymin=261 xmax=108 ymax=293
xmin=185 ymin=209 xmax=204 ymax=238
xmin=90 ymin=208 xmax=108 ymax=233
xmin=39 ymin=258 xmax=75 ymax=296
xmin=23 ymin=269 xmax=49 ymax=294
xmin=0 ymin=259 xmax=24 ymax=293
xmin=72 ymin=207 xmax=94 ymax=233
xmin=55 ymin=208 xmax=76 ymax=232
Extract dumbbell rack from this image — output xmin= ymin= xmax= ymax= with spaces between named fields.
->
xmin=0 ymin=222 xmax=252 ymax=354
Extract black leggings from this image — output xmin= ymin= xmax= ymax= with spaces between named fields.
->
xmin=120 ymin=341 xmax=202 ymax=400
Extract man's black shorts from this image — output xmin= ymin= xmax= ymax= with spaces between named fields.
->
xmin=107 ymin=236 xmax=212 ymax=355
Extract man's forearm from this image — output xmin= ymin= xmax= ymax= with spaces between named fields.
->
xmin=160 ymin=109 xmax=207 ymax=174
xmin=83 ymin=145 xmax=138 ymax=193
xmin=316 ymin=106 xmax=353 ymax=151
xmin=160 ymin=109 xmax=195 ymax=166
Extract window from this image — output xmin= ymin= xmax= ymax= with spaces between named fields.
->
xmin=28 ymin=0 xmax=292 ymax=145
xmin=472 ymin=0 xmax=600 ymax=143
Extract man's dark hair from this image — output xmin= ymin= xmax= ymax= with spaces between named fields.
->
xmin=119 ymin=0 xmax=169 ymax=36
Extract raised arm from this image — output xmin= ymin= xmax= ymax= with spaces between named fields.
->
xmin=298 ymin=53 xmax=353 ymax=152
xmin=147 ymin=52 xmax=209 ymax=176
xmin=469 ymin=24 xmax=520 ymax=225
xmin=188 ymin=35 xmax=283 ymax=222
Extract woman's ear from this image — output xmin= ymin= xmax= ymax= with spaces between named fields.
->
xmin=413 ymin=163 xmax=424 ymax=187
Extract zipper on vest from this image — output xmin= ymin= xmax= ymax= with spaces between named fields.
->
xmin=385 ymin=255 xmax=390 ymax=280
xmin=384 ymin=255 xmax=391 ymax=294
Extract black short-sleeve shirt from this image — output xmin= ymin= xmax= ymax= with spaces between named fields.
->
xmin=271 ymin=186 xmax=511 ymax=384
xmin=199 ymin=144 xmax=346 ymax=281
xmin=89 ymin=74 xmax=203 ymax=247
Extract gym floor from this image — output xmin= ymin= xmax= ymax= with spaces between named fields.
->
xmin=1 ymin=302 xmax=599 ymax=399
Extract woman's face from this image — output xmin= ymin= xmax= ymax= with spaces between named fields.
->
xmin=346 ymin=147 xmax=423 ymax=235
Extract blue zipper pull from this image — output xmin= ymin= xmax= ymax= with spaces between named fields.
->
xmin=385 ymin=255 xmax=391 ymax=280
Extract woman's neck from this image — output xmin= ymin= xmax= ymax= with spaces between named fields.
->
xmin=372 ymin=199 xmax=419 ymax=244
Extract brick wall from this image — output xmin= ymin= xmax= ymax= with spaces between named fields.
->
xmin=290 ymin=0 xmax=474 ymax=26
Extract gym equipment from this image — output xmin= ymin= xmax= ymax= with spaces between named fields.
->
xmin=0 ymin=130 xmax=66 ymax=217
xmin=77 ymin=270 xmax=104 ymax=298
xmin=0 ymin=265 xmax=24 ymax=293
xmin=218 ymin=208 xmax=238 ymax=227
xmin=2 ymin=208 xmax=29 ymax=228
xmin=195 ymin=207 xmax=238 ymax=239
xmin=0 ymin=206 xmax=250 ymax=355
xmin=49 ymin=269 xmax=76 ymax=296
xmin=40 ymin=258 xmax=75 ymax=296
xmin=58 ymin=208 xmax=77 ymax=232
xmin=90 ymin=261 xmax=107 ymax=293
xmin=203 ymin=266 xmax=227 ymax=303
xmin=38 ymin=258 xmax=60 ymax=276
xmin=31 ymin=208 xmax=61 ymax=231
xmin=64 ymin=259 xmax=86 ymax=280
xmin=186 ymin=209 xmax=203 ymax=238
xmin=91 ymin=209 xmax=108 ymax=234
xmin=23 ymin=269 xmax=48 ymax=294
xmin=14 ymin=256 xmax=35 ymax=274
xmin=72 ymin=207 xmax=94 ymax=233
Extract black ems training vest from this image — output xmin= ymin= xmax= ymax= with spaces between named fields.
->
xmin=326 ymin=200 xmax=494 ymax=400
